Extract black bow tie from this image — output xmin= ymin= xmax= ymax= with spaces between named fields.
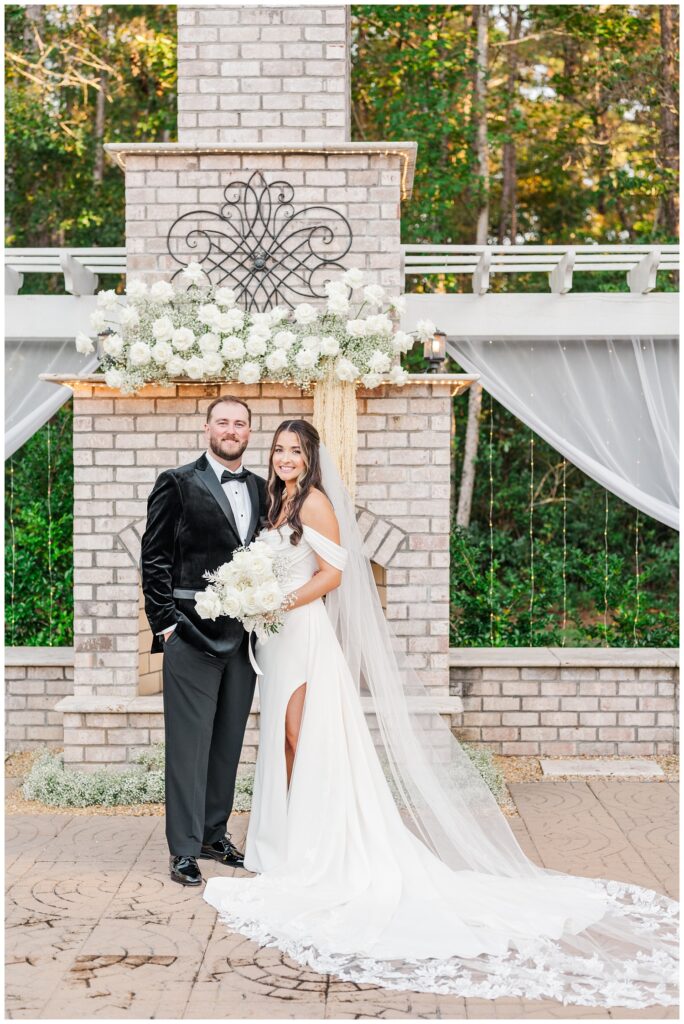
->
xmin=221 ymin=468 xmax=249 ymax=484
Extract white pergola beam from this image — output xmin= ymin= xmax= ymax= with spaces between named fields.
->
xmin=5 ymin=295 xmax=99 ymax=340
xmin=548 ymin=249 xmax=575 ymax=294
xmin=472 ymin=248 xmax=491 ymax=295
xmin=5 ymin=266 xmax=23 ymax=295
xmin=60 ymin=252 xmax=99 ymax=296
xmin=400 ymin=292 xmax=678 ymax=339
xmin=627 ymin=249 xmax=661 ymax=294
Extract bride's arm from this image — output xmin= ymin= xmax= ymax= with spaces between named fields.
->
xmin=282 ymin=489 xmax=342 ymax=611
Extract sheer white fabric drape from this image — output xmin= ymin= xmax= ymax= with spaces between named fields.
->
xmin=5 ymin=339 xmax=98 ymax=459
xmin=447 ymin=336 xmax=678 ymax=530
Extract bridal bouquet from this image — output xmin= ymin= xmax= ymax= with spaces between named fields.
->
xmin=74 ymin=263 xmax=436 ymax=394
xmin=194 ymin=539 xmax=291 ymax=645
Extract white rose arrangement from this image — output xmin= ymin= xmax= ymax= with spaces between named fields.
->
xmin=195 ymin=539 xmax=292 ymax=651
xmin=75 ymin=263 xmax=423 ymax=394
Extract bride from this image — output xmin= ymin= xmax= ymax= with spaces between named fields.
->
xmin=203 ymin=419 xmax=678 ymax=1008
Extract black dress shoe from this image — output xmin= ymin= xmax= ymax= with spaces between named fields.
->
xmin=199 ymin=834 xmax=244 ymax=867
xmin=169 ymin=855 xmax=203 ymax=886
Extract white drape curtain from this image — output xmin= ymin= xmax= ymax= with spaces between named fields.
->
xmin=5 ymin=339 xmax=98 ymax=459
xmin=448 ymin=336 xmax=679 ymax=531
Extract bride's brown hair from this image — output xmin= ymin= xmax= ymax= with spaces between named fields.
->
xmin=266 ymin=420 xmax=327 ymax=546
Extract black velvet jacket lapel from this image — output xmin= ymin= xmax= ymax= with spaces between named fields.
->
xmin=194 ymin=454 xmax=241 ymax=544
xmin=245 ymin=472 xmax=260 ymax=542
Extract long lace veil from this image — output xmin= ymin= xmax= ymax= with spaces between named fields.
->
xmin=319 ymin=444 xmax=677 ymax=1005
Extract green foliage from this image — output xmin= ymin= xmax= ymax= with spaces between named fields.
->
xmin=5 ymin=404 xmax=74 ymax=646
xmin=22 ymin=745 xmax=256 ymax=810
xmin=450 ymin=392 xmax=679 ymax=648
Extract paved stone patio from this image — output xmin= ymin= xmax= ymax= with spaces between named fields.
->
xmin=6 ymin=781 xmax=678 ymax=1019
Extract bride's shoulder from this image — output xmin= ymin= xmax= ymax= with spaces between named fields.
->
xmin=300 ymin=488 xmax=340 ymax=543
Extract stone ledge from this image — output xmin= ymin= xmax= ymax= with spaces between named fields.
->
xmin=450 ymin=648 xmax=679 ymax=669
xmin=5 ymin=647 xmax=75 ymax=667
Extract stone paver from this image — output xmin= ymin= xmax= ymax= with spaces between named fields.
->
xmin=5 ymin=782 xmax=678 ymax=1019
xmin=540 ymin=759 xmax=665 ymax=778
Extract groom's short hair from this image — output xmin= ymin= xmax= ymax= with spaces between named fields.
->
xmin=205 ymin=396 xmax=252 ymax=425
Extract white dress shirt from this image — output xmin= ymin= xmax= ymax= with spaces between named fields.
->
xmin=158 ymin=451 xmax=253 ymax=637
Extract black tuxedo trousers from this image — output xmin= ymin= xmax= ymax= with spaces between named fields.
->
xmin=140 ymin=454 xmax=268 ymax=856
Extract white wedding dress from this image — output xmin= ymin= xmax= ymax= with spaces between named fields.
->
xmin=204 ymin=504 xmax=678 ymax=1007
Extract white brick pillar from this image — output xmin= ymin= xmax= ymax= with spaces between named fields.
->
xmin=177 ymin=4 xmax=350 ymax=145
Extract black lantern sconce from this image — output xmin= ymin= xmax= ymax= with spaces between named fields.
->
xmin=424 ymin=328 xmax=447 ymax=372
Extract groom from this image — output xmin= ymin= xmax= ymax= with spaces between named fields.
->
xmin=141 ymin=396 xmax=267 ymax=886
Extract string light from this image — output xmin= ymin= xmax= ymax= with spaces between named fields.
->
xmin=603 ymin=490 xmax=609 ymax=647
xmin=529 ymin=430 xmax=535 ymax=637
xmin=561 ymin=458 xmax=567 ymax=646
xmin=9 ymin=456 xmax=16 ymax=646
xmin=46 ymin=419 xmax=54 ymax=644
xmin=634 ymin=509 xmax=641 ymax=644
xmin=106 ymin=144 xmax=415 ymax=199
xmin=488 ymin=391 xmax=495 ymax=645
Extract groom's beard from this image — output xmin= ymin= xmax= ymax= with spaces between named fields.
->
xmin=209 ymin=436 xmax=249 ymax=463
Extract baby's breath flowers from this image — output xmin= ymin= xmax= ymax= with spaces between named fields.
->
xmin=77 ymin=263 xmax=417 ymax=394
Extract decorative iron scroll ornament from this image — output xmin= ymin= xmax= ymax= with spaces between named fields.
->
xmin=166 ymin=170 xmax=353 ymax=311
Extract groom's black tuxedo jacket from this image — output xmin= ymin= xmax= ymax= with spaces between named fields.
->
xmin=141 ymin=453 xmax=268 ymax=657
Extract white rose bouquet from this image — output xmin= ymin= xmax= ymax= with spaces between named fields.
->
xmin=76 ymin=263 xmax=420 ymax=394
xmin=194 ymin=539 xmax=292 ymax=673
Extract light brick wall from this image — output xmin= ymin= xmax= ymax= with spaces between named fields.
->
xmin=124 ymin=149 xmax=404 ymax=294
xmin=177 ymin=5 xmax=350 ymax=144
xmin=5 ymin=649 xmax=74 ymax=751
xmin=451 ymin=650 xmax=679 ymax=756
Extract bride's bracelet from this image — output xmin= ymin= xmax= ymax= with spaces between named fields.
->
xmin=282 ymin=590 xmax=298 ymax=612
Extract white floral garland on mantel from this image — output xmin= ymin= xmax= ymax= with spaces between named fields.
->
xmin=75 ymin=262 xmax=437 ymax=395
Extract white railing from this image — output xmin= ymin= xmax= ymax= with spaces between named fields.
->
xmin=5 ymin=244 xmax=679 ymax=296
xmin=402 ymin=244 xmax=679 ymax=294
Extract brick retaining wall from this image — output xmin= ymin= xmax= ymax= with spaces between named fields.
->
xmin=5 ymin=648 xmax=74 ymax=751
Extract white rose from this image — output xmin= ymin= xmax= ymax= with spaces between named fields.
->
xmin=248 ymin=549 xmax=273 ymax=579
xmin=198 ymin=331 xmax=221 ymax=353
xmin=268 ymin=305 xmax=289 ymax=325
xmin=389 ymin=364 xmax=409 ymax=386
xmin=254 ymin=580 xmax=283 ymax=613
xmin=165 ymin=355 xmax=185 ymax=376
xmin=293 ymin=302 xmax=318 ymax=325
xmin=336 ymin=357 xmax=360 ymax=383
xmin=365 ymin=313 xmax=393 ymax=337
xmin=301 ymin=334 xmax=320 ymax=351
xmin=198 ymin=303 xmax=221 ymax=328
xmin=129 ymin=341 xmax=152 ymax=366
xmin=325 ymin=279 xmax=349 ymax=298
xmin=89 ymin=310 xmax=107 ymax=332
xmin=152 ymin=316 xmax=174 ymax=342
xmin=172 ymin=327 xmax=196 ymax=352
xmin=221 ymin=588 xmax=242 ymax=618
xmin=184 ymin=355 xmax=206 ymax=379
xmin=96 ymin=289 xmax=119 ymax=310
xmin=246 ymin=337 xmax=267 ymax=357
xmin=389 ymin=294 xmax=407 ymax=315
xmin=216 ymin=308 xmax=244 ymax=332
xmin=345 ymin=319 xmax=367 ymax=339
xmin=231 ymin=549 xmax=251 ymax=571
xmin=221 ymin=335 xmax=245 ymax=360
xmin=181 ymin=261 xmax=205 ymax=286
xmin=273 ymin=330 xmax=296 ymax=350
xmin=125 ymin=279 xmax=148 ymax=301
xmin=104 ymin=368 xmax=124 ymax=389
xmin=202 ymin=352 xmax=223 ymax=375
xmin=102 ymin=333 xmax=124 ymax=358
xmin=120 ymin=306 xmax=140 ymax=329
xmin=391 ymin=330 xmax=413 ymax=354
xmin=415 ymin=318 xmax=437 ymax=341
xmin=320 ymin=335 xmax=340 ymax=357
xmin=239 ymin=361 xmax=261 ymax=384
xmin=195 ymin=588 xmax=223 ymax=620
xmin=75 ymin=332 xmax=95 ymax=355
xmin=150 ymin=280 xmax=175 ymax=303
xmin=363 ymin=283 xmax=386 ymax=307
xmin=265 ymin=349 xmax=289 ymax=373
xmin=368 ymin=349 xmax=391 ymax=374
xmin=326 ymin=293 xmax=350 ymax=315
xmin=342 ymin=267 xmax=366 ymax=289
xmin=240 ymin=586 xmax=259 ymax=616
xmin=151 ymin=341 xmax=173 ymax=364
xmin=214 ymin=286 xmax=237 ymax=308
xmin=362 ymin=372 xmax=382 ymax=389
xmin=249 ymin=312 xmax=271 ymax=331
xmin=295 ymin=348 xmax=318 ymax=370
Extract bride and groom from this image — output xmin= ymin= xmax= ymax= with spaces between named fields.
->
xmin=141 ymin=395 xmax=677 ymax=1007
